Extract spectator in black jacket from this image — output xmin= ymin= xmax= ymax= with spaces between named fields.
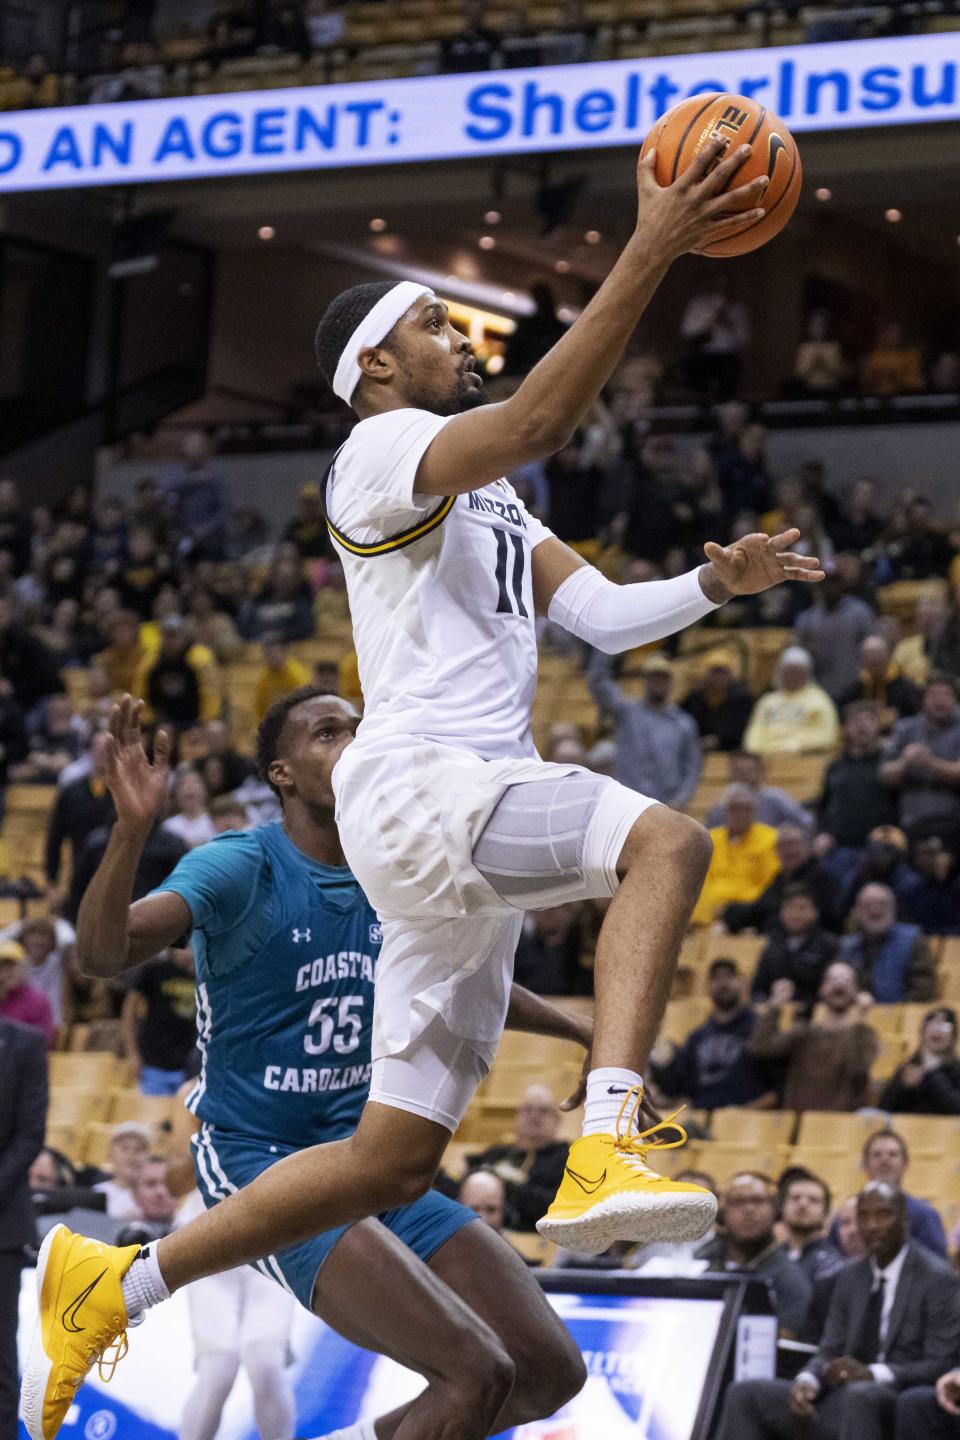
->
xmin=0 ymin=480 xmax=32 ymax=576
xmin=44 ymin=732 xmax=113 ymax=906
xmin=513 ymin=905 xmax=587 ymax=995
xmin=681 ymin=648 xmax=755 ymax=753
xmin=814 ymin=702 xmax=899 ymax=887
xmin=0 ymin=598 xmax=61 ymax=714
xmin=650 ymin=958 xmax=775 ymax=1109
xmin=840 ymin=635 xmax=922 ymax=731
xmin=0 ymin=1017 xmax=47 ymax=1440
xmin=67 ymin=820 xmax=186 ymax=925
xmin=879 ymin=1007 xmax=960 ymax=1116
xmin=751 ymin=886 xmax=839 ymax=1008
xmin=143 ymin=616 xmax=203 ymax=729
xmin=239 ymin=551 xmax=314 ymax=643
xmin=697 ymin=1172 xmax=812 ymax=1338
xmin=466 ymin=1085 xmax=569 ymax=1232
xmin=0 ymin=691 xmax=28 ymax=804
xmin=723 ymin=824 xmax=843 ymax=935
xmin=778 ymin=1170 xmax=845 ymax=1288
xmin=902 ymin=834 xmax=960 ymax=936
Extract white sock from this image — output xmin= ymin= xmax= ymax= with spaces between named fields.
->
xmin=582 ymin=1068 xmax=644 ymax=1137
xmin=120 ymin=1241 xmax=170 ymax=1321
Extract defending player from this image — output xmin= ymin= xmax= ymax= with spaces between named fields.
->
xmin=25 ymin=136 xmax=824 ymax=1440
xmin=24 ymin=691 xmax=587 ymax=1440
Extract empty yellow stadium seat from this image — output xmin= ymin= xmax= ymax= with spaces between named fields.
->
xmin=783 ymin=1147 xmax=862 ymax=1201
xmin=710 ymin=1109 xmax=796 ymax=1148
xmin=660 ymin=997 xmax=711 ymax=1045
xmin=887 ymin=1114 xmax=960 ymax=1156
xmin=795 ymin=1112 xmax=883 ymax=1153
xmin=107 ymin=1090 xmax=177 ymax=1128
xmin=703 ymin=933 xmax=764 ymax=970
xmin=694 ymin=1141 xmax=783 ymax=1186
xmin=491 ymin=1033 xmax=583 ymax=1072
xmin=47 ymin=1089 xmax=109 ymax=1128
xmin=45 ymin=1123 xmax=80 ymax=1161
xmin=50 ymin=1053 xmax=121 ymax=1090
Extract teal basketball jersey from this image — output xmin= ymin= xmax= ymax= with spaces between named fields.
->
xmin=156 ymin=822 xmax=381 ymax=1147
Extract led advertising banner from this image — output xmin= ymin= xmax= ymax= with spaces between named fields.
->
xmin=17 ymin=1279 xmax=726 ymax=1439
xmin=0 ymin=33 xmax=957 ymax=193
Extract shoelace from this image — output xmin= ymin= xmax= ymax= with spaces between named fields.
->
xmin=613 ymin=1084 xmax=688 ymax=1175
xmin=62 ymin=1327 xmax=129 ymax=1396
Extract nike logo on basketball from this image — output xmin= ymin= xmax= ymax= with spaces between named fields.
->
xmin=767 ymin=134 xmax=787 ymax=174
xmin=566 ymin=1166 xmax=607 ymax=1196
xmin=61 ymin=1269 xmax=107 ymax=1333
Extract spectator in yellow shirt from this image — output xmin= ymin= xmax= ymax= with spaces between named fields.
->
xmin=692 ymin=784 xmax=780 ymax=926
xmin=254 ymin=636 xmax=311 ymax=723
xmin=96 ymin=610 xmax=150 ymax=696
xmin=891 ymin=594 xmax=949 ymax=688
xmin=744 ymin=646 xmax=840 ymax=756
xmin=860 ymin=321 xmax=923 ymax=396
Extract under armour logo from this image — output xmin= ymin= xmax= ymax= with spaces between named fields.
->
xmin=292 ymin=928 xmax=312 ymax=944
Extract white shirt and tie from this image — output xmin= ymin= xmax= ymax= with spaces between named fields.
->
xmin=797 ymin=1245 xmax=909 ymax=1395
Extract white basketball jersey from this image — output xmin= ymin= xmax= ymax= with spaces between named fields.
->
xmin=325 ymin=408 xmax=554 ymax=760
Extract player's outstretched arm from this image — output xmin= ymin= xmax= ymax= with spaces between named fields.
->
xmin=415 ymin=139 xmax=769 ymax=496
xmin=76 ymin=695 xmax=191 ymax=977
xmin=530 ymin=530 xmax=824 ymax=654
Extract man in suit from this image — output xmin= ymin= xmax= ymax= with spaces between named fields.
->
xmin=0 ymin=1017 xmax=48 ymax=1440
xmin=715 ymin=1181 xmax=960 ymax=1440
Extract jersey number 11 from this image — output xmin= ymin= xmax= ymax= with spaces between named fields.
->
xmin=492 ymin=527 xmax=528 ymax=618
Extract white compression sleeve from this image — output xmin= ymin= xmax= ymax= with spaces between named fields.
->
xmin=546 ymin=564 xmax=723 ymax=654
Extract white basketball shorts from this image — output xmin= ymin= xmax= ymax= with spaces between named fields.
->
xmin=334 ymin=738 xmax=657 ymax=1131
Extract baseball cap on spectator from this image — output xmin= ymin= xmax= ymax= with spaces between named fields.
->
xmin=704 ymin=648 xmax=738 ymax=671
xmin=641 ymin=654 xmax=673 ymax=675
xmin=110 ymin=1121 xmax=151 ymax=1146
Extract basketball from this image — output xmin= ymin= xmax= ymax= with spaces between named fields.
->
xmin=640 ymin=93 xmax=802 ymax=257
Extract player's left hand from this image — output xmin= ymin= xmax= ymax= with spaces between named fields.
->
xmin=702 ymin=529 xmax=825 ymax=598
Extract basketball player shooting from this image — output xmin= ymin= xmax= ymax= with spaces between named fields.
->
xmin=24 ymin=135 xmax=823 ymax=1440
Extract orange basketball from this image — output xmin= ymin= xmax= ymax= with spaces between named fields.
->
xmin=640 ymin=93 xmax=802 ymax=258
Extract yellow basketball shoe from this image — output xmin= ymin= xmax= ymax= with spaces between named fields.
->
xmin=20 ymin=1224 xmax=141 ymax=1440
xmin=537 ymin=1086 xmax=717 ymax=1255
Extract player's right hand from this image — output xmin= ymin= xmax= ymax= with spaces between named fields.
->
xmin=633 ymin=138 xmax=769 ymax=262
xmin=103 ymin=694 xmax=171 ymax=833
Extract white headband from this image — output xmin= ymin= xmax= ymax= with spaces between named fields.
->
xmin=332 ymin=281 xmax=433 ymax=404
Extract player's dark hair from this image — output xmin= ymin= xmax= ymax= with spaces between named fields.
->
xmin=256 ymin=685 xmax=329 ymax=798
xmin=314 ymin=281 xmax=400 ymax=389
